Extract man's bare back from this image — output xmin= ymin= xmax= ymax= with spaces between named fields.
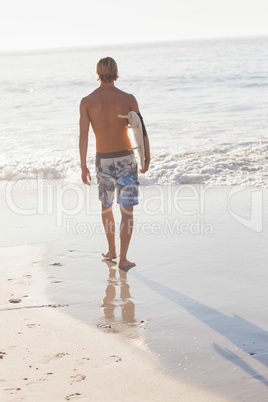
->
xmin=80 ymin=82 xmax=140 ymax=153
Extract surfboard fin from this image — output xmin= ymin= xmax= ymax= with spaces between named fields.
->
xmin=118 ymin=114 xmax=140 ymax=128
xmin=126 ymin=124 xmax=140 ymax=129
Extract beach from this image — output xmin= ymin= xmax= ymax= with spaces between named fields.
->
xmin=1 ymin=37 xmax=268 ymax=401
xmin=0 ymin=184 xmax=267 ymax=401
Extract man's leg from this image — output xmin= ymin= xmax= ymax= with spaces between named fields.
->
xmin=118 ymin=205 xmax=135 ymax=269
xmin=102 ymin=203 xmax=117 ymax=259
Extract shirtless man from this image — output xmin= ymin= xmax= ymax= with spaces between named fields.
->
xmin=79 ymin=57 xmax=150 ymax=269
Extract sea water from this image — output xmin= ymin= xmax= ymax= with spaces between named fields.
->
xmin=1 ymin=37 xmax=268 ymax=188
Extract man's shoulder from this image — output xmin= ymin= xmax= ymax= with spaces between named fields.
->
xmin=80 ymin=91 xmax=100 ymax=112
xmin=115 ymin=89 xmax=138 ymax=109
xmin=81 ymin=89 xmax=98 ymax=103
xmin=115 ymin=87 xmax=134 ymax=99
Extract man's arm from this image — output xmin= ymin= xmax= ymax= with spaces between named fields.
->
xmin=79 ymin=98 xmax=91 ymax=185
xmin=129 ymin=95 xmax=151 ymax=174
xmin=140 ymin=134 xmax=150 ymax=174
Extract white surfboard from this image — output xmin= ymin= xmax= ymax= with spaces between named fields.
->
xmin=118 ymin=111 xmax=145 ymax=170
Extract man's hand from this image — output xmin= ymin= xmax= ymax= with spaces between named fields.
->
xmin=81 ymin=167 xmax=91 ymax=185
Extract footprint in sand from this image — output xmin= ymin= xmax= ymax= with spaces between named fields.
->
xmin=49 ymin=262 xmax=63 ymax=266
xmin=9 ymin=298 xmax=22 ymax=304
xmin=65 ymin=393 xmax=83 ymax=401
xmin=97 ymin=323 xmax=111 ymax=329
xmin=110 ymin=355 xmax=122 ymax=363
xmin=42 ymin=352 xmax=70 ymax=364
xmin=4 ymin=387 xmax=21 ymax=393
xmin=0 ymin=352 xmax=6 ymax=359
xmin=70 ymin=374 xmax=86 ymax=384
xmin=56 ymin=352 xmax=69 ymax=358
xmin=76 ymin=357 xmax=91 ymax=366
xmin=27 ymin=324 xmax=41 ymax=329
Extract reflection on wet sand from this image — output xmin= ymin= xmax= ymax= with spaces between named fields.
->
xmin=100 ymin=259 xmax=136 ymax=329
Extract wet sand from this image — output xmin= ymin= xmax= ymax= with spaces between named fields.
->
xmin=0 ymin=184 xmax=267 ymax=401
xmin=0 ymin=244 xmax=230 ymax=402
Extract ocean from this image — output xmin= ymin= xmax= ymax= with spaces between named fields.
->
xmin=1 ymin=37 xmax=268 ymax=188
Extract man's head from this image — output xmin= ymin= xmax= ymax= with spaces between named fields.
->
xmin=96 ymin=57 xmax=119 ymax=83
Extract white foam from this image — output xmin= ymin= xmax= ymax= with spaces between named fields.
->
xmin=140 ymin=142 xmax=268 ymax=187
xmin=1 ymin=141 xmax=267 ymax=189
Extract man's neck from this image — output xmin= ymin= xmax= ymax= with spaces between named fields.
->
xmin=99 ymin=81 xmax=115 ymax=89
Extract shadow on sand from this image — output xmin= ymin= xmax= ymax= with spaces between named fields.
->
xmin=132 ymin=271 xmax=268 ymax=387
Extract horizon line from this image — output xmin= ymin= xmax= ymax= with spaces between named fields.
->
xmin=1 ymin=33 xmax=268 ymax=56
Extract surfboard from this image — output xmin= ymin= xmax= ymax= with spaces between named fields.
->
xmin=118 ymin=111 xmax=145 ymax=170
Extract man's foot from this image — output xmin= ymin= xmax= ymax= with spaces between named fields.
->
xmin=118 ymin=258 xmax=136 ymax=269
xmin=102 ymin=251 xmax=117 ymax=260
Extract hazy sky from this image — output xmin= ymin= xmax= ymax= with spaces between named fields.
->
xmin=1 ymin=0 xmax=268 ymax=51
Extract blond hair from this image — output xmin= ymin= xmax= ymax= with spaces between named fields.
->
xmin=96 ymin=57 xmax=119 ymax=83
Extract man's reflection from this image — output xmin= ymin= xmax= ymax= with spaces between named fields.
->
xmin=101 ymin=259 xmax=136 ymax=327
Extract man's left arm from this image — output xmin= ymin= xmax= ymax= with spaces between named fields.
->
xmin=129 ymin=94 xmax=151 ymax=173
xmin=79 ymin=98 xmax=91 ymax=185
xmin=140 ymin=134 xmax=150 ymax=174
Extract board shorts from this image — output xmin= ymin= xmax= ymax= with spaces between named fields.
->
xmin=95 ymin=149 xmax=139 ymax=207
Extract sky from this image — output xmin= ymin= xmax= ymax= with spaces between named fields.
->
xmin=1 ymin=0 xmax=268 ymax=51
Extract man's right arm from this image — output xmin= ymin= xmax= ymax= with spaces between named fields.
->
xmin=79 ymin=98 xmax=91 ymax=185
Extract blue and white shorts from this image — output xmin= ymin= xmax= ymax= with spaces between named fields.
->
xmin=95 ymin=150 xmax=139 ymax=207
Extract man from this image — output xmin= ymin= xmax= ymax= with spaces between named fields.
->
xmin=79 ymin=57 xmax=150 ymax=269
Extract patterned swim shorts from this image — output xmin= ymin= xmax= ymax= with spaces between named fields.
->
xmin=95 ymin=150 xmax=139 ymax=207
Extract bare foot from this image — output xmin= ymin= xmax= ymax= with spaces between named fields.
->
xmin=118 ymin=258 xmax=136 ymax=269
xmin=102 ymin=251 xmax=117 ymax=260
